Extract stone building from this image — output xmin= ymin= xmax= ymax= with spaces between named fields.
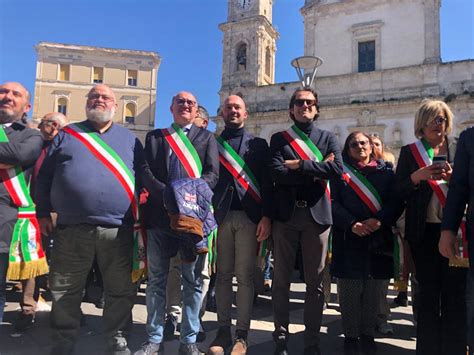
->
xmin=33 ymin=42 xmax=161 ymax=142
xmin=215 ymin=0 xmax=474 ymax=154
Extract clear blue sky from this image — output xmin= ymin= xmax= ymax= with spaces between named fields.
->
xmin=0 ymin=0 xmax=472 ymax=130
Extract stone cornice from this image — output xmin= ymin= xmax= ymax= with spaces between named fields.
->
xmin=219 ymin=15 xmax=279 ymax=39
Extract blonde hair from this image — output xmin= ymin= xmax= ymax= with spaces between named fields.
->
xmin=414 ymin=99 xmax=453 ymax=138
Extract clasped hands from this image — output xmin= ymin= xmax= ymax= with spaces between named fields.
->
xmin=351 ymin=218 xmax=381 ymax=237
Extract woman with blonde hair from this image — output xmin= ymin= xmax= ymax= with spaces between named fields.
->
xmin=395 ymin=99 xmax=467 ymax=354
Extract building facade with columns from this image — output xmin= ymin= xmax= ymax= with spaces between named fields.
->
xmin=33 ymin=42 xmax=161 ymax=142
xmin=215 ymin=0 xmax=474 ymax=155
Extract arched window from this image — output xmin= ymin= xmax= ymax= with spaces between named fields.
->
xmin=236 ymin=43 xmax=247 ymax=72
xmin=57 ymin=97 xmax=68 ymax=115
xmin=125 ymin=103 xmax=136 ymax=124
xmin=265 ymin=47 xmax=271 ymax=77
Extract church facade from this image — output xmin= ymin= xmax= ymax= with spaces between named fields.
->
xmin=214 ymin=0 xmax=474 ymax=154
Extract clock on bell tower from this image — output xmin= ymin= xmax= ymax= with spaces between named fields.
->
xmin=219 ymin=0 xmax=279 ymax=91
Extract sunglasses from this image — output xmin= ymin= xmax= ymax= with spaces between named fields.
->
xmin=175 ymin=98 xmax=197 ymax=107
xmin=349 ymin=140 xmax=369 ymax=149
xmin=293 ymin=99 xmax=317 ymax=107
xmin=428 ymin=116 xmax=447 ymax=126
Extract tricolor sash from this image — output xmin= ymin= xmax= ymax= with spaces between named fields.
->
xmin=162 ymin=123 xmax=202 ymax=178
xmin=342 ymin=162 xmax=382 ymax=214
xmin=393 ymin=233 xmax=410 ymax=291
xmin=216 ymin=136 xmax=262 ymax=204
xmin=0 ymin=126 xmax=48 ymax=280
xmin=408 ymin=139 xmax=469 ymax=267
xmin=214 ymin=136 xmax=267 ymax=272
xmin=63 ymin=123 xmax=147 ymax=281
xmin=281 ymin=125 xmax=331 ymax=200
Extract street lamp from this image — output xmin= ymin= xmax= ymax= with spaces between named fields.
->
xmin=291 ymin=56 xmax=323 ymax=88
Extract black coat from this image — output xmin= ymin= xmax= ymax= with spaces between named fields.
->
xmin=269 ymin=125 xmax=343 ymax=225
xmin=395 ymin=140 xmax=455 ymax=245
xmin=212 ymin=130 xmax=273 ymax=225
xmin=331 ymin=159 xmax=395 ymax=280
xmin=142 ymin=124 xmax=219 ymax=229
xmin=442 ymin=128 xmax=474 ymax=257
xmin=0 ymin=122 xmax=43 ymax=253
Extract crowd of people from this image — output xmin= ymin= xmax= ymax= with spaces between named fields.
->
xmin=0 ymin=80 xmax=473 ymax=355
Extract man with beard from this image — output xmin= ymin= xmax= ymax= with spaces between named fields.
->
xmin=0 ymin=82 xmax=44 ymax=325
xmin=269 ymin=87 xmax=343 ymax=355
xmin=207 ymin=95 xmax=272 ymax=355
xmin=13 ymin=112 xmax=68 ymax=333
xmin=36 ymin=84 xmax=146 ymax=355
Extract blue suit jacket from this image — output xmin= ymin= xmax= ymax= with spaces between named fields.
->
xmin=142 ymin=124 xmax=219 ymax=229
xmin=269 ymin=124 xmax=343 ymax=225
xmin=212 ymin=130 xmax=273 ymax=225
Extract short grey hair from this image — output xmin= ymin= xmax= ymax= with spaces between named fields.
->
xmin=42 ymin=112 xmax=68 ymax=128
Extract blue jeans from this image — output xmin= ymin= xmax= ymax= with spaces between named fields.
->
xmin=0 ymin=253 xmax=8 ymax=323
xmin=146 ymin=228 xmax=205 ymax=344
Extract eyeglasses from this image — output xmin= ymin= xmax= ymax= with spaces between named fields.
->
xmin=88 ymin=93 xmax=115 ymax=103
xmin=39 ymin=120 xmax=59 ymax=128
xmin=349 ymin=140 xmax=369 ymax=149
xmin=175 ymin=98 xmax=197 ymax=107
xmin=293 ymin=99 xmax=317 ymax=107
xmin=428 ymin=116 xmax=447 ymax=126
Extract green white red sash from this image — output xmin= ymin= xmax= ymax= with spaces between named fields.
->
xmin=342 ymin=162 xmax=382 ymax=214
xmin=216 ymin=136 xmax=262 ymax=204
xmin=0 ymin=126 xmax=48 ymax=280
xmin=162 ymin=123 xmax=202 ymax=178
xmin=409 ymin=139 xmax=469 ymax=267
xmin=393 ymin=233 xmax=410 ymax=291
xmin=63 ymin=123 xmax=147 ymax=281
xmin=212 ymin=135 xmax=267 ymax=273
xmin=281 ymin=125 xmax=331 ymax=200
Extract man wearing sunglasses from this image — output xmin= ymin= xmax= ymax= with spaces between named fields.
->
xmin=269 ymin=87 xmax=343 ymax=355
xmin=137 ymin=92 xmax=219 ymax=355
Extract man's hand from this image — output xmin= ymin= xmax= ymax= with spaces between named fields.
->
xmin=351 ymin=222 xmax=371 ymax=237
xmin=284 ymin=159 xmax=301 ymax=170
xmin=39 ymin=216 xmax=54 ymax=236
xmin=324 ymin=153 xmax=335 ymax=162
xmin=256 ymin=216 xmax=271 ymax=242
xmin=361 ymin=218 xmax=381 ymax=233
xmin=439 ymin=230 xmax=458 ymax=259
xmin=0 ymin=163 xmax=13 ymax=169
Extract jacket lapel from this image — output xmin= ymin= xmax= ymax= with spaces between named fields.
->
xmin=238 ymin=130 xmax=251 ymax=158
xmin=309 ymin=125 xmax=323 ymax=153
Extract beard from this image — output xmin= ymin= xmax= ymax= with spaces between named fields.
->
xmin=86 ymin=107 xmax=115 ymax=123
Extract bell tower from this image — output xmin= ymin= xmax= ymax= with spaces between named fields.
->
xmin=219 ymin=0 xmax=279 ymax=91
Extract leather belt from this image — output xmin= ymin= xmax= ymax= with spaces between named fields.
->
xmin=295 ymin=200 xmax=308 ymax=208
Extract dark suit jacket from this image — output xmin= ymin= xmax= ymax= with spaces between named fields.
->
xmin=395 ymin=138 xmax=456 ymax=245
xmin=269 ymin=124 xmax=343 ymax=225
xmin=0 ymin=122 xmax=43 ymax=253
xmin=442 ymin=128 xmax=474 ymax=257
xmin=142 ymin=124 xmax=219 ymax=229
xmin=212 ymin=130 xmax=273 ymax=225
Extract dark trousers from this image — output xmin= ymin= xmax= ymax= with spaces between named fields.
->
xmin=409 ymin=223 xmax=467 ymax=355
xmin=272 ymin=208 xmax=330 ymax=348
xmin=0 ymin=253 xmax=8 ymax=323
xmin=49 ymin=224 xmax=135 ymax=352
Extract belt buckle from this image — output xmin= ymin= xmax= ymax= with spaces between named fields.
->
xmin=296 ymin=200 xmax=307 ymax=208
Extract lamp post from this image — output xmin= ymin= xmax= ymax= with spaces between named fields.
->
xmin=290 ymin=56 xmax=323 ymax=88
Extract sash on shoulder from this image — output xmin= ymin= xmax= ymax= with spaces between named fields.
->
xmin=162 ymin=123 xmax=202 ymax=178
xmin=342 ymin=162 xmax=382 ymax=214
xmin=214 ymin=135 xmax=267 ymax=272
xmin=216 ymin=136 xmax=262 ymax=204
xmin=0 ymin=126 xmax=48 ymax=280
xmin=408 ymin=139 xmax=468 ymax=267
xmin=63 ymin=123 xmax=147 ymax=281
xmin=281 ymin=124 xmax=331 ymax=200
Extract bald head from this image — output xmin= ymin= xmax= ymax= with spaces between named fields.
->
xmin=0 ymin=82 xmax=32 ymax=124
xmin=221 ymin=95 xmax=248 ymax=129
